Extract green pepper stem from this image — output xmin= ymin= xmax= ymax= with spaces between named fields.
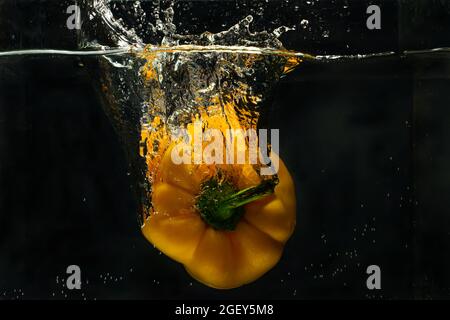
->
xmin=216 ymin=179 xmax=278 ymax=220
xmin=197 ymin=177 xmax=278 ymax=230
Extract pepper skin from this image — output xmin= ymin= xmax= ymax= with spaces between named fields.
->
xmin=141 ymin=140 xmax=296 ymax=289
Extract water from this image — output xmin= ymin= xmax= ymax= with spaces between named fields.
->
xmin=1 ymin=0 xmax=450 ymax=298
xmin=1 ymin=46 xmax=448 ymax=60
xmin=0 ymin=0 xmax=447 ymax=224
xmin=0 ymin=48 xmax=132 ymax=57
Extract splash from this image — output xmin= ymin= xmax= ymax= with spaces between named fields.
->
xmin=88 ymin=0 xmax=305 ymax=224
xmin=90 ymin=0 xmax=295 ymax=49
xmin=136 ymin=46 xmax=301 ymax=219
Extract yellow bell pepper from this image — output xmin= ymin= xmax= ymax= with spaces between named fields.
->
xmin=141 ymin=137 xmax=296 ymax=289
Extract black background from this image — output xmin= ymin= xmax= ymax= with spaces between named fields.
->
xmin=0 ymin=0 xmax=450 ymax=299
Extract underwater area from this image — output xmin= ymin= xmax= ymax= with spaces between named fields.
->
xmin=0 ymin=0 xmax=449 ymax=299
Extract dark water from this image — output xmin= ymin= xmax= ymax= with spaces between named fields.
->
xmin=1 ymin=0 xmax=450 ymax=300
xmin=1 ymin=51 xmax=450 ymax=299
